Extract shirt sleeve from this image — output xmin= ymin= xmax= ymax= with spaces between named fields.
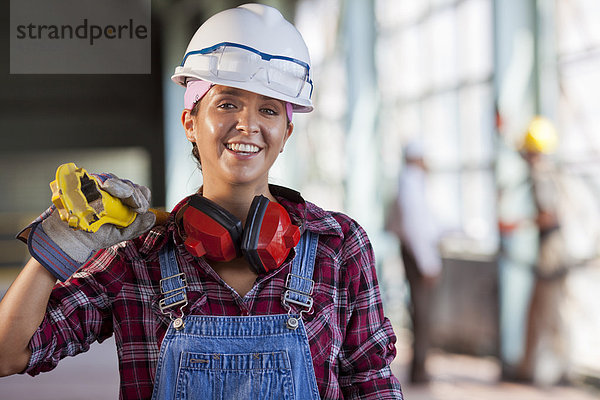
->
xmin=24 ymin=247 xmax=125 ymax=376
xmin=338 ymin=221 xmax=404 ymax=399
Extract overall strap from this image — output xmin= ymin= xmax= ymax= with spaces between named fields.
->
xmin=158 ymin=242 xmax=188 ymax=319
xmin=282 ymin=230 xmax=319 ymax=317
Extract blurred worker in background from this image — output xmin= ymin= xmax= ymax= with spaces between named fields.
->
xmin=515 ymin=116 xmax=571 ymax=385
xmin=387 ymin=140 xmax=443 ymax=384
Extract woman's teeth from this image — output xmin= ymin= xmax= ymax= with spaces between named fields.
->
xmin=227 ymin=143 xmax=260 ymax=153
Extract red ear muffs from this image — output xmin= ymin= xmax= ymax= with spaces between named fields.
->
xmin=241 ymin=196 xmax=301 ymax=273
xmin=182 ymin=194 xmax=301 ymax=273
xmin=183 ymin=196 xmax=243 ymax=262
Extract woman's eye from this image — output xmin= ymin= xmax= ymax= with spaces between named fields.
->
xmin=260 ymin=107 xmax=278 ymax=116
xmin=218 ymin=102 xmax=235 ymax=109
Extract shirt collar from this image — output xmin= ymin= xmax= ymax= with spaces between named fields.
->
xmin=270 ymin=184 xmax=343 ymax=238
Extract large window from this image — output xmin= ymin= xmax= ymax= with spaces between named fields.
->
xmin=557 ymin=0 xmax=600 ymax=156
xmin=375 ymin=0 xmax=496 ymax=254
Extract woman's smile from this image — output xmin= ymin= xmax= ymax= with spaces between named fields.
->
xmin=225 ymin=142 xmax=262 ymax=157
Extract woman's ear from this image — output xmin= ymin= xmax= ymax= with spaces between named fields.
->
xmin=281 ymin=122 xmax=294 ymax=153
xmin=181 ymin=109 xmax=195 ymax=141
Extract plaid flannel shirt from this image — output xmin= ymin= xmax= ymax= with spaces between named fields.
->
xmin=24 ymin=187 xmax=403 ymax=399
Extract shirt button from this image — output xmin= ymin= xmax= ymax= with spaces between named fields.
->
xmin=241 ymin=309 xmax=250 ymax=316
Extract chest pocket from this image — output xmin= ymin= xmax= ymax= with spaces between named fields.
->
xmin=175 ymin=350 xmax=296 ymax=400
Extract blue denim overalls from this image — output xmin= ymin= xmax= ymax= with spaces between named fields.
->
xmin=151 ymin=231 xmax=321 ymax=400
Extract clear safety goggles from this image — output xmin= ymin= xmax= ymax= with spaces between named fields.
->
xmin=180 ymin=42 xmax=313 ymax=99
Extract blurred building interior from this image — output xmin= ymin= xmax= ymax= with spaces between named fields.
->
xmin=1 ymin=0 xmax=600 ymax=394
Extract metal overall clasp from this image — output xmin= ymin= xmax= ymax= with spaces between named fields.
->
xmin=282 ymin=273 xmax=314 ymax=330
xmin=159 ymin=272 xmax=188 ymax=331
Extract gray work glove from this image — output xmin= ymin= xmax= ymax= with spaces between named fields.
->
xmin=95 ymin=173 xmax=152 ymax=214
xmin=20 ymin=173 xmax=156 ymax=281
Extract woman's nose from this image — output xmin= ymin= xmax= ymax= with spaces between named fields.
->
xmin=236 ymin=107 xmax=260 ymax=135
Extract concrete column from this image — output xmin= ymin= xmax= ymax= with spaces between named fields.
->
xmin=343 ymin=0 xmax=380 ymax=236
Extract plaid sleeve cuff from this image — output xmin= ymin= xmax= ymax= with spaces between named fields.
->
xmin=339 ymin=317 xmax=403 ymax=398
xmin=23 ymin=326 xmax=47 ymax=376
xmin=18 ymin=220 xmax=85 ymax=281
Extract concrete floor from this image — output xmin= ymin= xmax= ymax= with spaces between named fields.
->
xmin=393 ymin=347 xmax=600 ymax=400
xmin=0 ymin=337 xmax=120 ymax=400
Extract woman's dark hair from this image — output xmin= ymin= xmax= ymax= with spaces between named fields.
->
xmin=190 ymin=101 xmax=202 ymax=169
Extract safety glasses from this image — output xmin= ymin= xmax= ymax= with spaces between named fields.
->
xmin=181 ymin=42 xmax=313 ymax=99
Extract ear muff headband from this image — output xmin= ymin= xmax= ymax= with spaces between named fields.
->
xmin=241 ymin=196 xmax=270 ymax=272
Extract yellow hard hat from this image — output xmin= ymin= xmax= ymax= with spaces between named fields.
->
xmin=521 ymin=116 xmax=558 ymax=154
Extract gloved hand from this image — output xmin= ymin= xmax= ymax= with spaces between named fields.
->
xmin=19 ymin=174 xmax=156 ymax=281
xmin=93 ymin=173 xmax=152 ymax=214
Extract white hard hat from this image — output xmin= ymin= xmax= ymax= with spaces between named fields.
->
xmin=172 ymin=3 xmax=313 ymax=113
xmin=404 ymin=139 xmax=424 ymax=160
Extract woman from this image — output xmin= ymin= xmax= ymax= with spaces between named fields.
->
xmin=0 ymin=4 xmax=402 ymax=399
